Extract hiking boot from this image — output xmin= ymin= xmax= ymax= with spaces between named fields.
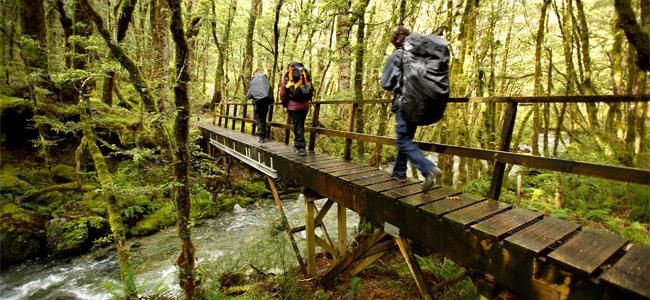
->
xmin=422 ymin=166 xmax=442 ymax=191
xmin=390 ymin=174 xmax=407 ymax=183
xmin=295 ymin=148 xmax=307 ymax=156
xmin=258 ymin=136 xmax=266 ymax=143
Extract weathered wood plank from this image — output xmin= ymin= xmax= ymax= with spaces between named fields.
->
xmin=329 ymin=165 xmax=377 ymax=177
xmin=471 ymin=208 xmax=544 ymax=240
xmin=504 ymin=217 xmax=580 ymax=255
xmin=548 ymin=229 xmax=627 ymax=275
xmin=339 ymin=169 xmax=387 ymax=182
xmin=366 ymin=180 xmax=419 ymax=193
xmin=600 ymin=244 xmax=650 ymax=298
xmin=400 ymin=187 xmax=460 ymax=208
xmin=353 ymin=174 xmax=394 ymax=187
xmin=444 ymin=200 xmax=511 ymax=227
xmin=419 ymin=193 xmax=484 ymax=216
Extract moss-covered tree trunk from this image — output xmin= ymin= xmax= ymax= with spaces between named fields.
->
xmin=242 ymin=0 xmax=262 ymax=96
xmin=210 ymin=0 xmax=236 ymax=109
xmin=336 ymin=0 xmax=352 ymax=93
xmin=151 ymin=0 xmax=170 ymax=112
xmin=532 ymin=0 xmax=550 ymax=156
xmin=79 ymin=108 xmax=137 ymax=299
xmin=353 ymin=0 xmax=370 ymax=159
xmin=166 ymin=0 xmax=197 ymax=298
xmin=614 ymin=0 xmax=650 ymax=71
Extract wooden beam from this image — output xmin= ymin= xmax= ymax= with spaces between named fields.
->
xmin=305 ymin=193 xmax=317 ymax=277
xmin=267 ymin=177 xmax=307 ymax=275
xmin=349 ymin=251 xmax=388 ymax=277
xmin=322 ymin=228 xmax=387 ymax=285
xmin=396 ymin=237 xmax=432 ymax=300
xmin=338 ymin=203 xmax=347 ymax=258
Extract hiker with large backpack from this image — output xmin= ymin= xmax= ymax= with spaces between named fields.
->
xmin=279 ymin=62 xmax=313 ymax=156
xmin=247 ymin=71 xmax=274 ymax=143
xmin=381 ymin=26 xmax=448 ymax=191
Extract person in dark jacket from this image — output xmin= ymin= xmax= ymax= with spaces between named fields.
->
xmin=246 ymin=71 xmax=274 ymax=143
xmin=279 ymin=62 xmax=312 ymax=156
xmin=381 ymin=26 xmax=442 ymax=191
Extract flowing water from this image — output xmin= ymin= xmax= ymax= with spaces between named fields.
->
xmin=0 ymin=196 xmax=360 ymax=300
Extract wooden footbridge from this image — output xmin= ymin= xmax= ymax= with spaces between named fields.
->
xmin=199 ymin=95 xmax=649 ymax=299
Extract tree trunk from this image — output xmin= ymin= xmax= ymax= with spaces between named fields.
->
xmin=336 ymin=0 xmax=352 ymax=93
xmin=613 ymin=0 xmax=650 ymax=71
xmin=102 ymin=0 xmax=138 ymax=107
xmin=575 ymin=0 xmax=598 ymax=129
xmin=167 ymin=0 xmax=197 ymax=298
xmin=80 ymin=106 xmax=137 ymax=299
xmin=353 ymin=0 xmax=370 ymax=159
xmin=211 ymin=0 xmax=237 ymax=109
xmin=532 ymin=0 xmax=549 ymax=156
xmin=271 ymin=0 xmax=285 ymax=87
xmin=242 ymin=0 xmax=262 ymax=96
xmin=151 ymin=0 xmax=170 ymax=112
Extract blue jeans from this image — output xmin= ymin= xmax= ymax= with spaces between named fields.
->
xmin=392 ymin=111 xmax=435 ymax=178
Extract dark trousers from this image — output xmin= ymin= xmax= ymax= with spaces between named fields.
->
xmin=289 ymin=110 xmax=308 ymax=149
xmin=254 ymin=103 xmax=269 ymax=138
xmin=392 ymin=111 xmax=435 ymax=178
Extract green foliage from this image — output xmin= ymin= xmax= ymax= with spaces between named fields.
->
xmin=0 ymin=95 xmax=31 ymax=111
xmin=349 ymin=276 xmax=365 ymax=291
xmin=417 ymin=256 xmax=478 ymax=300
xmin=130 ymin=201 xmax=175 ymax=236
xmin=0 ymin=167 xmax=34 ymax=194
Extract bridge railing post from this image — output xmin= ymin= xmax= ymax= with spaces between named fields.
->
xmin=231 ymin=104 xmax=238 ymax=130
xmin=241 ymin=104 xmax=248 ymax=133
xmin=309 ymin=103 xmax=320 ymax=152
xmin=487 ymin=101 xmax=518 ymax=200
xmin=266 ymin=104 xmax=274 ymax=139
xmin=217 ymin=102 xmax=224 ymax=127
xmin=284 ymin=111 xmax=291 ymax=145
xmin=223 ymin=104 xmax=230 ymax=128
xmin=344 ymin=102 xmax=358 ymax=160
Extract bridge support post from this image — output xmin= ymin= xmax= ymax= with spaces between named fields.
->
xmin=304 ymin=193 xmax=317 ymax=277
xmin=488 ymin=101 xmax=518 ymax=200
xmin=337 ymin=203 xmax=347 ymax=259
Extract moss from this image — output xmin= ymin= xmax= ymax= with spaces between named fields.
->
xmin=51 ymin=164 xmax=76 ymax=182
xmin=231 ymin=180 xmax=270 ymax=197
xmin=130 ymin=201 xmax=176 ymax=236
xmin=0 ymin=168 xmax=34 ymax=194
xmin=0 ymin=95 xmax=31 ymax=112
xmin=0 ymin=203 xmax=49 ymax=267
xmin=46 ymin=216 xmax=108 ymax=256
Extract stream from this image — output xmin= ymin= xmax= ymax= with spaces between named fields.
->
xmin=0 ymin=196 xmax=360 ymax=300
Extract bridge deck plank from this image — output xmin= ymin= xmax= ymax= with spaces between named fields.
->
xmin=504 ymin=217 xmax=579 ymax=254
xmin=399 ymin=187 xmax=459 ymax=207
xmin=419 ymin=193 xmax=484 ymax=216
xmin=329 ymin=166 xmax=377 ymax=177
xmin=471 ymin=208 xmax=543 ymax=240
xmin=601 ymin=244 xmax=650 ymax=298
xmin=319 ymin=163 xmax=362 ymax=173
xmin=340 ymin=170 xmax=387 ymax=182
xmin=444 ymin=199 xmax=511 ymax=227
xmin=366 ymin=180 xmax=419 ymax=193
xmin=381 ymin=182 xmax=434 ymax=199
xmin=353 ymin=174 xmax=394 ymax=186
xmin=547 ymin=229 xmax=626 ymax=275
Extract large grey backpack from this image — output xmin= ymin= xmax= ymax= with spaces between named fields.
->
xmin=399 ymin=33 xmax=449 ymax=125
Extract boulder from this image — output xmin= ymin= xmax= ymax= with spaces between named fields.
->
xmin=0 ymin=203 xmax=49 ymax=268
xmin=46 ymin=216 xmax=107 ymax=257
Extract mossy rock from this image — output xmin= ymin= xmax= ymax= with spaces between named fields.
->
xmin=0 ymin=170 xmax=34 ymax=195
xmin=51 ymin=164 xmax=76 ymax=182
xmin=232 ymin=180 xmax=270 ymax=197
xmin=0 ymin=203 xmax=49 ymax=268
xmin=46 ymin=216 xmax=107 ymax=257
xmin=130 ymin=201 xmax=176 ymax=236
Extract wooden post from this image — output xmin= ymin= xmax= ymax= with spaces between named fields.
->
xmin=241 ymin=104 xmax=248 ymax=133
xmin=267 ymin=177 xmax=307 ymax=275
xmin=396 ymin=237 xmax=433 ymax=300
xmin=231 ymin=104 xmax=238 ymax=130
xmin=487 ymin=102 xmax=518 ymax=200
xmin=309 ymin=103 xmax=321 ymax=152
xmin=337 ymin=203 xmax=347 ymax=258
xmin=305 ymin=192 xmax=316 ymax=277
xmin=344 ymin=103 xmax=358 ymax=160
xmin=284 ymin=112 xmax=292 ymax=145
xmin=223 ymin=104 xmax=230 ymax=128
xmin=516 ymin=174 xmax=522 ymax=206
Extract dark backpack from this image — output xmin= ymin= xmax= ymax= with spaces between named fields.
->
xmin=399 ymin=33 xmax=449 ymax=125
xmin=285 ymin=63 xmax=313 ymax=102
xmin=247 ymin=73 xmax=274 ymax=105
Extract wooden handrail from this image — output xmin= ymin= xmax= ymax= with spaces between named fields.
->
xmin=215 ymin=114 xmax=650 ymax=186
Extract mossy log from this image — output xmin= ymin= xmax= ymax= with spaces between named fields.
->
xmin=15 ymin=182 xmax=95 ymax=203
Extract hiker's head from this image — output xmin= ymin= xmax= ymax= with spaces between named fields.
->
xmin=390 ymin=26 xmax=410 ymax=49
